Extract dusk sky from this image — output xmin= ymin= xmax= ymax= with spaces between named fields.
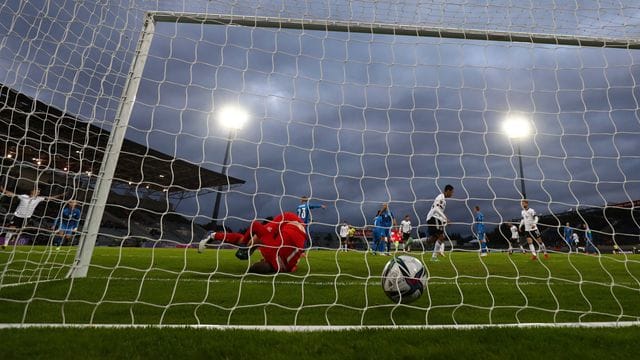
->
xmin=1 ymin=1 xmax=639 ymax=238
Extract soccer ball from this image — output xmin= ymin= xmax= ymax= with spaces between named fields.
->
xmin=381 ymin=255 xmax=426 ymax=304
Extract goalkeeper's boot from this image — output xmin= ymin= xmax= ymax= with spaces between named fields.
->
xmin=197 ymin=239 xmax=207 ymax=253
xmin=198 ymin=232 xmax=214 ymax=253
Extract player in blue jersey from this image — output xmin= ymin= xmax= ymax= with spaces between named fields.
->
xmin=378 ymin=203 xmax=396 ymax=256
xmin=563 ymin=222 xmax=574 ymax=252
xmin=295 ymin=196 xmax=326 ymax=248
xmin=474 ymin=206 xmax=487 ymax=256
xmin=52 ymin=199 xmax=81 ymax=249
xmin=295 ymin=196 xmax=326 ymax=224
xmin=371 ymin=210 xmax=384 ymax=254
xmin=583 ymin=223 xmax=597 ymax=254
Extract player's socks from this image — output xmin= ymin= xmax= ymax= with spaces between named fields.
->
xmin=433 ymin=240 xmax=441 ymax=259
xmin=4 ymin=233 xmax=14 ymax=248
xmin=539 ymin=243 xmax=547 ymax=254
xmin=430 ymin=253 xmax=439 ymax=261
xmin=480 ymin=241 xmax=488 ymax=255
xmin=529 ymin=243 xmax=537 ymax=257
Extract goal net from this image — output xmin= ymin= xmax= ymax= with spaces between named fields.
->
xmin=1 ymin=1 xmax=639 ymax=328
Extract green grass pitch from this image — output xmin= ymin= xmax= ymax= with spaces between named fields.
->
xmin=2 ymin=246 xmax=640 ymax=326
xmin=2 ymin=246 xmax=640 ymax=359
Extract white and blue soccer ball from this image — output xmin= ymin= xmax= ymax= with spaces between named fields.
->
xmin=381 ymin=255 xmax=426 ymax=304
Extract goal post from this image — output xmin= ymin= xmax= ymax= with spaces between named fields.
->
xmin=151 ymin=12 xmax=640 ymax=49
xmin=67 ymin=15 xmax=157 ymax=279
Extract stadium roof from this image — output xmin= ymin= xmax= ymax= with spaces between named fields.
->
xmin=0 ymin=84 xmax=244 ymax=192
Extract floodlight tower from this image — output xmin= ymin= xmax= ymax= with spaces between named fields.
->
xmin=211 ymin=105 xmax=248 ymax=226
xmin=503 ymin=116 xmax=531 ymax=200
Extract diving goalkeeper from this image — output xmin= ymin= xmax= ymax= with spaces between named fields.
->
xmin=198 ymin=212 xmax=306 ymax=273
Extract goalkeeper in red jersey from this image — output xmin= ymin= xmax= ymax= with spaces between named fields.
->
xmin=198 ymin=212 xmax=307 ymax=274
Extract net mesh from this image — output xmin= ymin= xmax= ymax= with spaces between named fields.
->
xmin=0 ymin=0 xmax=639 ymax=327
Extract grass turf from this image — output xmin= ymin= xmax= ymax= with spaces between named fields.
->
xmin=2 ymin=327 xmax=640 ymax=359
xmin=2 ymin=246 xmax=640 ymax=326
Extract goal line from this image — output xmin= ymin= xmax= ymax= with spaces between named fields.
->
xmin=1 ymin=321 xmax=639 ymax=331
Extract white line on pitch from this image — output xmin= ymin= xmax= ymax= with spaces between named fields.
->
xmin=69 ymin=275 xmax=640 ymax=287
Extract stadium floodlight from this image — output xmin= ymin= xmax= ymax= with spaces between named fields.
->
xmin=217 ymin=105 xmax=249 ymax=130
xmin=211 ymin=105 xmax=248 ymax=226
xmin=503 ymin=116 xmax=531 ymax=139
xmin=503 ymin=116 xmax=532 ymax=199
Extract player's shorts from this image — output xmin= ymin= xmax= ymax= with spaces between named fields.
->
xmin=427 ymin=217 xmax=445 ymax=237
xmin=402 ymin=232 xmax=411 ymax=241
xmin=524 ymin=229 xmax=541 ymax=240
xmin=380 ymin=228 xmax=391 ymax=238
xmin=6 ymin=216 xmax=28 ymax=229
xmin=259 ymin=224 xmax=306 ymax=273
xmin=477 ymin=231 xmax=485 ymax=241
xmin=56 ymin=223 xmax=77 ymax=236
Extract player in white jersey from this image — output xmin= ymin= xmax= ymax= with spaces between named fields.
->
xmin=338 ymin=221 xmax=350 ymax=251
xmin=507 ymin=222 xmax=525 ymax=255
xmin=426 ymin=184 xmax=454 ymax=261
xmin=400 ymin=215 xmax=412 ymax=252
xmin=571 ymin=232 xmax=580 ymax=253
xmin=519 ymin=199 xmax=548 ymax=260
xmin=1 ymin=186 xmax=66 ymax=249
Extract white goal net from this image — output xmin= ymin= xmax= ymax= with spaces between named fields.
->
xmin=0 ymin=0 xmax=639 ymax=328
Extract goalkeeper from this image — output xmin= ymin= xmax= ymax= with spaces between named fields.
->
xmin=198 ymin=212 xmax=306 ymax=273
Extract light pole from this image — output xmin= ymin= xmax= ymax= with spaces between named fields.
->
xmin=503 ymin=116 xmax=531 ymax=200
xmin=211 ymin=105 xmax=248 ymax=228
